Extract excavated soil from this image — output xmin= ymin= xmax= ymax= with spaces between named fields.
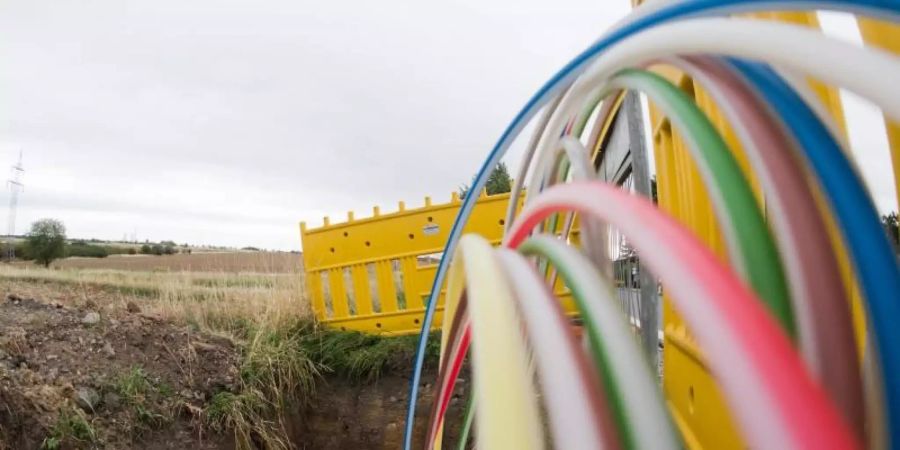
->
xmin=0 ymin=281 xmax=461 ymax=449
xmin=0 ymin=290 xmax=238 ymax=449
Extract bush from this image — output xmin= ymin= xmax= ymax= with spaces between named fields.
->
xmin=102 ymin=245 xmax=133 ymax=256
xmin=65 ymin=243 xmax=109 ymax=258
xmin=299 ymin=328 xmax=440 ymax=382
xmin=139 ymin=244 xmax=176 ymax=256
xmin=13 ymin=242 xmax=32 ymax=260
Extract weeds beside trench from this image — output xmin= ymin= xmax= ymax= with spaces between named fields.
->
xmin=210 ymin=321 xmax=440 ymax=450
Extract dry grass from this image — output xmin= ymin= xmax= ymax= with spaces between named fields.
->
xmin=41 ymin=251 xmax=302 ymax=274
xmin=0 ymin=265 xmax=309 ymax=335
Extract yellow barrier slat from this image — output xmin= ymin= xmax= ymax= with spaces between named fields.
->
xmin=401 ymin=256 xmax=422 ymax=309
xmin=351 ymin=264 xmax=373 ymax=316
xmin=375 ymin=260 xmax=399 ymax=313
xmin=329 ymin=267 xmax=350 ymax=319
xmin=308 ymin=271 xmax=326 ymax=321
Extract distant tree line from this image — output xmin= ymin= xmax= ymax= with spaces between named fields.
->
xmin=15 ymin=240 xmax=195 ymax=261
xmin=12 ymin=219 xmax=113 ymax=265
xmin=139 ymin=240 xmax=188 ymax=256
xmin=12 ymin=218 xmax=198 ymax=266
xmin=70 ymin=240 xmax=140 ymax=257
xmin=14 ymin=239 xmax=139 ymax=261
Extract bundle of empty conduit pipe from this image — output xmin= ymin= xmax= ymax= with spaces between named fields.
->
xmin=403 ymin=1 xmax=900 ymax=449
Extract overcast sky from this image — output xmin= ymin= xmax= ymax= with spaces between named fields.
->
xmin=0 ymin=2 xmax=895 ymax=250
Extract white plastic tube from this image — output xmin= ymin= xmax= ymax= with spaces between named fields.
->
xmin=505 ymin=90 xmax=570 ymax=233
xmin=495 ymin=249 xmax=609 ymax=450
xmin=525 ymin=16 xmax=900 ymax=209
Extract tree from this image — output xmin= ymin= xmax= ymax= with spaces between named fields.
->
xmin=26 ymin=219 xmax=66 ymax=267
xmin=140 ymin=244 xmax=152 ymax=254
xmin=485 ymin=162 xmax=512 ymax=195
xmin=459 ymin=162 xmax=513 ymax=199
xmin=884 ymin=212 xmax=899 ymax=251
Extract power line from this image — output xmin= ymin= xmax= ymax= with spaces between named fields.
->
xmin=5 ymin=151 xmax=24 ymax=261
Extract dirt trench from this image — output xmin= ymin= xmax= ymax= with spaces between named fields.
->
xmin=289 ymin=368 xmax=466 ymax=450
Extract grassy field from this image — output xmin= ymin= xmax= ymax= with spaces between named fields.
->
xmin=40 ymin=251 xmax=303 ymax=273
xmin=16 ymin=251 xmax=308 ymax=336
xmin=0 ymin=265 xmax=309 ymax=333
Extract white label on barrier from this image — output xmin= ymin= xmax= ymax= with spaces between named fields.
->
xmin=423 ymin=224 xmax=440 ymax=236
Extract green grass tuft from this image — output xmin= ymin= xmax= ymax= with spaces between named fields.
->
xmin=115 ymin=367 xmax=155 ymax=402
xmin=41 ymin=408 xmax=96 ymax=449
xmin=240 ymin=324 xmax=321 ymax=407
xmin=113 ymin=366 xmax=173 ymax=433
xmin=206 ymin=390 xmax=284 ymax=450
xmin=300 ymin=328 xmax=441 ymax=383
xmin=202 ymin=320 xmax=321 ymax=450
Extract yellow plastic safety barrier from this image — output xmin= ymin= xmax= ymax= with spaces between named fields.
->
xmin=300 ymin=191 xmax=521 ymax=335
xmin=300 ymin=190 xmax=587 ymax=335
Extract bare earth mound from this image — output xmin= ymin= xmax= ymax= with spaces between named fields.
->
xmin=0 ymin=294 xmax=239 ymax=449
